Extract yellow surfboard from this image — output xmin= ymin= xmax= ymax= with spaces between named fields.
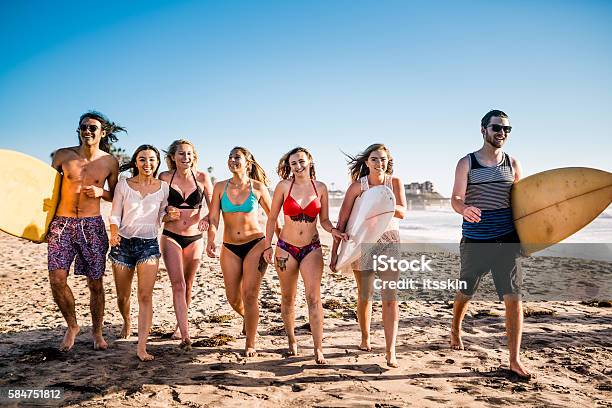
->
xmin=512 ymin=167 xmax=612 ymax=254
xmin=0 ymin=149 xmax=61 ymax=243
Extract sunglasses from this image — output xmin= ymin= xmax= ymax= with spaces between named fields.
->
xmin=488 ymin=124 xmax=512 ymax=133
xmin=79 ymin=124 xmax=99 ymax=132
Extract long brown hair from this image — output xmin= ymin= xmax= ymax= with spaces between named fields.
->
xmin=231 ymin=146 xmax=269 ymax=186
xmin=277 ymin=147 xmax=316 ymax=180
xmin=164 ymin=139 xmax=198 ymax=171
xmin=346 ymin=143 xmax=393 ymax=182
xmin=76 ymin=111 xmax=126 ymax=153
xmin=120 ymin=144 xmax=161 ymax=177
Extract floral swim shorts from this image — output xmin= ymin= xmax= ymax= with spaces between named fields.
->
xmin=47 ymin=216 xmax=109 ymax=280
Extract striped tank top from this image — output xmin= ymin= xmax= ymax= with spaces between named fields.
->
xmin=462 ymin=152 xmax=515 ymax=239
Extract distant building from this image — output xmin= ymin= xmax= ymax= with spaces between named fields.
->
xmin=406 ymin=181 xmax=435 ymax=194
xmin=325 ymin=182 xmax=450 ymax=210
xmin=404 ymin=181 xmax=450 ymax=210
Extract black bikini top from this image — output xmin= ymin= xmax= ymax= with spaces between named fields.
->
xmin=168 ymin=169 xmax=203 ymax=209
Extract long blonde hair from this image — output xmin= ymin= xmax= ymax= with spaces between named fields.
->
xmin=231 ymin=146 xmax=269 ymax=186
xmin=165 ymin=139 xmax=199 ymax=171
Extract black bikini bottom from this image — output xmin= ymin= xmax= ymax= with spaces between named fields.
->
xmin=162 ymin=229 xmax=203 ymax=249
xmin=223 ymin=236 xmax=264 ymax=260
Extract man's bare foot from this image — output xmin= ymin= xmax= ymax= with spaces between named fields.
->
xmin=93 ymin=333 xmax=108 ymax=350
xmin=386 ymin=351 xmax=399 ymax=368
xmin=119 ymin=322 xmax=131 ymax=339
xmin=510 ymin=360 xmax=532 ymax=379
xmin=137 ymin=349 xmax=154 ymax=361
xmin=359 ymin=337 xmax=372 ymax=351
xmin=179 ymin=339 xmax=192 ymax=352
xmin=314 ymin=348 xmax=327 ymax=365
xmin=245 ymin=347 xmax=257 ymax=357
xmin=287 ymin=341 xmax=299 ymax=357
xmin=170 ymin=325 xmax=181 ymax=340
xmin=59 ymin=325 xmax=80 ymax=352
xmin=450 ymin=328 xmax=464 ymax=350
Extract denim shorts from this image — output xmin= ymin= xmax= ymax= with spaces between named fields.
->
xmin=109 ymin=236 xmax=161 ymax=269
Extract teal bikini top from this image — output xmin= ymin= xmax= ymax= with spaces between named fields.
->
xmin=221 ymin=180 xmax=259 ymax=213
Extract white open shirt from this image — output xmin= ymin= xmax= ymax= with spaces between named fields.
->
xmin=109 ymin=178 xmax=169 ymax=239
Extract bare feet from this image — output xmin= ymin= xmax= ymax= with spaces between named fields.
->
xmin=179 ymin=339 xmax=192 ymax=352
xmin=93 ymin=333 xmax=108 ymax=350
xmin=170 ymin=325 xmax=181 ymax=340
xmin=510 ymin=360 xmax=532 ymax=380
xmin=450 ymin=328 xmax=464 ymax=350
xmin=59 ymin=325 xmax=80 ymax=352
xmin=119 ymin=321 xmax=131 ymax=339
xmin=137 ymin=349 xmax=154 ymax=362
xmin=287 ymin=341 xmax=299 ymax=357
xmin=386 ymin=351 xmax=399 ymax=368
xmin=245 ymin=347 xmax=257 ymax=357
xmin=314 ymin=348 xmax=327 ymax=365
xmin=359 ymin=336 xmax=372 ymax=351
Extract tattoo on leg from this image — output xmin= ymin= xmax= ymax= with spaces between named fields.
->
xmin=258 ymin=255 xmax=267 ymax=274
xmin=276 ymin=256 xmax=288 ymax=272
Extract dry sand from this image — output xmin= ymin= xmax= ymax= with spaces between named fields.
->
xmin=1 ymin=225 xmax=612 ymax=407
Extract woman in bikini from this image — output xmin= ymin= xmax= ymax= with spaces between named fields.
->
xmin=263 ymin=147 xmax=347 ymax=364
xmin=109 ymin=144 xmax=170 ymax=361
xmin=329 ymin=143 xmax=406 ymax=367
xmin=159 ymin=139 xmax=213 ymax=349
xmin=206 ymin=147 xmax=277 ymax=357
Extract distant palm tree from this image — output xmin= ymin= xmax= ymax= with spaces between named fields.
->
xmin=207 ymin=166 xmax=215 ymax=184
xmin=110 ymin=145 xmax=130 ymax=166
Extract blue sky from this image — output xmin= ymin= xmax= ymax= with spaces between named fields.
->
xmin=1 ymin=0 xmax=610 ymax=196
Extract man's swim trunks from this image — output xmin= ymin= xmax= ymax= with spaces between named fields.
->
xmin=459 ymin=230 xmax=523 ymax=300
xmin=47 ymin=216 xmax=109 ymax=280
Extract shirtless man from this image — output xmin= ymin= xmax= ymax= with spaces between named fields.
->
xmin=450 ymin=109 xmax=530 ymax=379
xmin=47 ymin=111 xmax=125 ymax=351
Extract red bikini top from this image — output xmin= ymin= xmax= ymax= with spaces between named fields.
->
xmin=283 ymin=179 xmax=321 ymax=222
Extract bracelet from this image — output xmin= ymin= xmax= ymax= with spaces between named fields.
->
xmin=263 ymin=246 xmax=273 ymax=253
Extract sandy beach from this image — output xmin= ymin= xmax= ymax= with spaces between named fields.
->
xmin=1 ymin=220 xmax=612 ymax=407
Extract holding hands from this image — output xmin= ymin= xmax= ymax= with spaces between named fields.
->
xmin=262 ymin=246 xmax=274 ymax=264
xmin=110 ymin=232 xmax=121 ymax=247
xmin=331 ymin=227 xmax=349 ymax=242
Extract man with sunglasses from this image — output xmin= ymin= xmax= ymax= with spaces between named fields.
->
xmin=449 ymin=109 xmax=531 ymax=379
xmin=47 ymin=111 xmax=125 ymax=352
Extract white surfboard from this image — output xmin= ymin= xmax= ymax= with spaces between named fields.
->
xmin=336 ymin=185 xmax=396 ymax=270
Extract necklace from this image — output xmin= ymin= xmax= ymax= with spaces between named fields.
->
xmin=228 ymin=178 xmax=248 ymax=188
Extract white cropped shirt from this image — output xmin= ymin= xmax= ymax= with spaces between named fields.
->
xmin=109 ymin=178 xmax=169 ymax=239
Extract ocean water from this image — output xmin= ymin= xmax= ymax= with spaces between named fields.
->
xmin=398 ymin=206 xmax=612 ymax=243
